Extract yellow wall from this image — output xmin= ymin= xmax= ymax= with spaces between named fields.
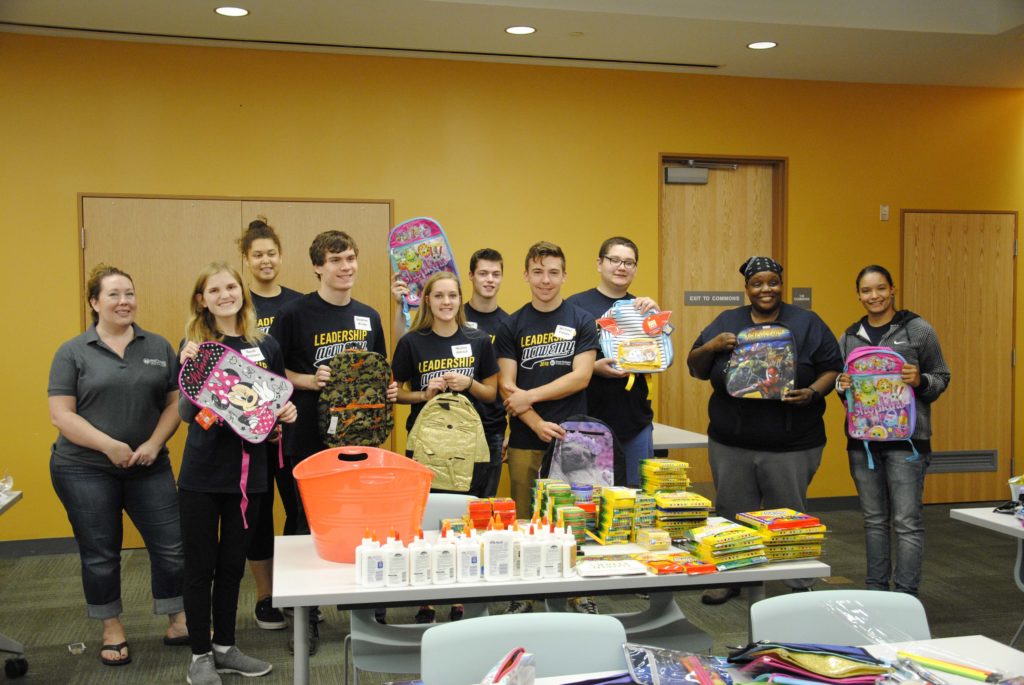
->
xmin=3 ymin=33 xmax=1023 ymax=541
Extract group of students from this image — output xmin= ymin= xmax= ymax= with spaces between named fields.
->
xmin=46 ymin=218 xmax=948 ymax=683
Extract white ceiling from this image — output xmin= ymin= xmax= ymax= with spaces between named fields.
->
xmin=3 ymin=0 xmax=1024 ymax=88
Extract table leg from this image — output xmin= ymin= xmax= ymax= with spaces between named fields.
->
xmin=747 ymin=582 xmax=765 ymax=642
xmin=294 ymin=606 xmax=309 ymax=685
xmin=1011 ymin=540 xmax=1024 ymax=647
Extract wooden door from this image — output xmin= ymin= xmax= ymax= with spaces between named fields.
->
xmin=903 ymin=211 xmax=1016 ymax=503
xmin=81 ymin=196 xmax=392 ymax=546
xmin=659 ymin=161 xmax=779 ymax=490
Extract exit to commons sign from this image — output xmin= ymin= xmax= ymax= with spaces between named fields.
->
xmin=684 ymin=291 xmax=743 ymax=306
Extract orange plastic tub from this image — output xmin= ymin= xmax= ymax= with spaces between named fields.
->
xmin=293 ymin=446 xmax=433 ymax=563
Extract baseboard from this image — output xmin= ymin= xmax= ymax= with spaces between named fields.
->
xmin=0 ymin=537 xmax=78 ymax=558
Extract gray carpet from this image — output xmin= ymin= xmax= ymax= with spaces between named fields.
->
xmin=0 ymin=502 xmax=1017 ymax=683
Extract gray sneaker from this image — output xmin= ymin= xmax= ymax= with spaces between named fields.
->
xmin=187 ymin=654 xmax=222 ymax=685
xmin=213 ymin=646 xmax=272 ymax=677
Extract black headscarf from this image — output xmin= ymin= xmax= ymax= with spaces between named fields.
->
xmin=739 ymin=256 xmax=783 ymax=281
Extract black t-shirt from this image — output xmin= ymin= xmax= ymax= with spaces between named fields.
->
xmin=179 ymin=335 xmax=283 ymax=494
xmin=494 ymin=301 xmax=601 ymax=451
xmin=269 ymin=293 xmax=387 ymax=458
xmin=565 ymin=288 xmax=653 ymax=441
xmin=392 ymin=327 xmax=499 ymax=432
xmin=252 ymin=286 xmax=303 ymax=335
xmin=862 ymin=320 xmax=889 ymax=346
xmin=691 ymin=303 xmax=843 ymax=451
xmin=464 ymin=304 xmax=510 ymax=435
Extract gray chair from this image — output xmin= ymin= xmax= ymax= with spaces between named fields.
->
xmin=344 ymin=492 xmax=481 ymax=685
xmin=420 ymin=613 xmax=628 ymax=685
xmin=750 ymin=589 xmax=931 ymax=644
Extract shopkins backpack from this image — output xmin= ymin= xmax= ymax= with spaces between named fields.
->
xmin=597 ymin=300 xmax=674 ymax=379
xmin=844 ymin=346 xmax=917 ymax=465
xmin=539 ymin=416 xmax=625 ymax=487
xmin=407 ymin=392 xmax=489 ymax=492
xmin=388 ymin=217 xmax=459 ymax=327
xmin=724 ymin=324 xmax=796 ymax=399
xmin=317 ymin=351 xmax=394 ymax=448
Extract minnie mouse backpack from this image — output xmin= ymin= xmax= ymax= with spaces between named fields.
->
xmin=844 ymin=346 xmax=917 ymax=465
xmin=724 ymin=324 xmax=796 ymax=399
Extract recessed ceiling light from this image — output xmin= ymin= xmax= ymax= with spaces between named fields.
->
xmin=505 ymin=26 xmax=536 ymax=35
xmin=747 ymin=41 xmax=777 ymax=50
xmin=215 ymin=7 xmax=249 ymax=17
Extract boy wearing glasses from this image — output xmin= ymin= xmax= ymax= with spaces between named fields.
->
xmin=566 ymin=236 xmax=658 ymax=487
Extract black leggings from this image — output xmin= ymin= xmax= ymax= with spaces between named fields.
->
xmin=179 ymin=489 xmax=262 ymax=655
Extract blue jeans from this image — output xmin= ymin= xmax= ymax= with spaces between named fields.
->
xmin=848 ymin=447 xmax=930 ymax=595
xmin=477 ymin=431 xmax=506 ymax=497
xmin=619 ymin=424 xmax=654 ymax=487
xmin=50 ymin=457 xmax=184 ymax=619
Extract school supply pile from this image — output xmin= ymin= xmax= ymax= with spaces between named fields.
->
xmin=640 ymin=458 xmax=692 ymax=494
xmin=653 ymin=491 xmax=713 ymax=538
xmin=407 ymin=391 xmax=489 ymax=492
xmin=624 ymin=643 xmax=733 ymax=685
xmin=631 ymin=492 xmax=656 ymax=541
xmin=727 ymin=642 xmax=889 ymax=685
xmin=354 ymin=517 xmax=582 ymax=586
xmin=736 ymin=509 xmax=826 ymax=562
xmin=466 ymin=498 xmax=518 ymax=531
xmin=631 ymin=550 xmax=717 ymax=576
xmin=590 ymin=487 xmax=636 ymax=545
xmin=683 ymin=520 xmax=767 ymax=570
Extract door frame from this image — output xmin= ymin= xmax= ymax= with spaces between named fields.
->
xmin=656 ymin=154 xmax=789 ymax=421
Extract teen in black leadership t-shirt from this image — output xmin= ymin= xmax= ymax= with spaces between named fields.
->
xmin=270 ymin=293 xmax=387 ymax=459
xmin=495 ymin=301 xmax=601 ymax=451
xmin=392 ymin=326 xmax=499 ymax=431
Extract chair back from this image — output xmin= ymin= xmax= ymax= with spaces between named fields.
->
xmin=750 ymin=589 xmax=931 ymax=644
xmin=421 ymin=493 xmax=474 ymax=530
xmin=420 ymin=613 xmax=627 ymax=685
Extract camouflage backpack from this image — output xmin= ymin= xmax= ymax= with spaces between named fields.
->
xmin=407 ymin=392 xmax=489 ymax=492
xmin=317 ymin=351 xmax=394 ymax=447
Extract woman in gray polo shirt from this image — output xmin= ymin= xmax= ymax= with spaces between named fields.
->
xmin=48 ymin=264 xmax=187 ymax=667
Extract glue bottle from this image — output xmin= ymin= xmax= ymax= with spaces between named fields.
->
xmin=456 ymin=526 xmax=482 ymax=583
xmin=540 ymin=522 xmax=562 ymax=578
xmin=511 ymin=519 xmax=524 ymax=579
xmin=384 ymin=530 xmax=409 ymax=587
xmin=361 ymin=533 xmax=386 ymax=588
xmin=354 ymin=528 xmax=376 ymax=586
xmin=409 ymin=528 xmax=433 ymax=586
xmin=483 ymin=515 xmax=513 ymax=582
xmin=561 ymin=524 xmax=578 ymax=578
xmin=432 ymin=524 xmax=457 ymax=585
xmin=520 ymin=524 xmax=542 ymax=580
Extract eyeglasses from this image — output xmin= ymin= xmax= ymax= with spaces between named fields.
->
xmin=602 ymin=256 xmax=637 ymax=270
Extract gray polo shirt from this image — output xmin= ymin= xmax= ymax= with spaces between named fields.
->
xmin=48 ymin=324 xmax=178 ymax=473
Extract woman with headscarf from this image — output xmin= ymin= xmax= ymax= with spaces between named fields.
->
xmin=687 ymin=257 xmax=842 ymax=604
